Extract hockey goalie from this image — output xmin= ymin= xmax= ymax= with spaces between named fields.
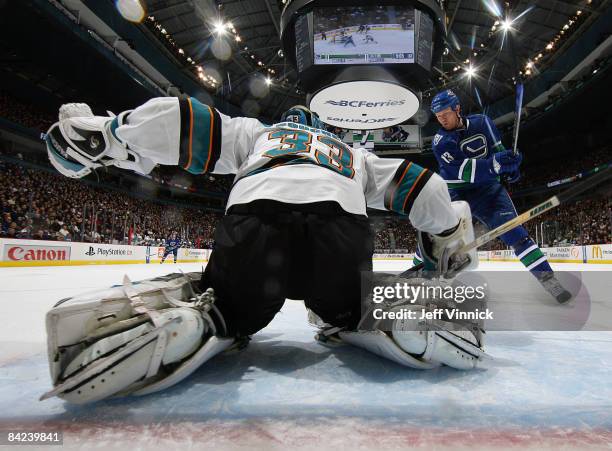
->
xmin=42 ymin=98 xmax=486 ymax=403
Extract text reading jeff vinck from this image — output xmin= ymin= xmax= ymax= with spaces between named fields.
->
xmin=370 ymin=282 xmax=493 ymax=321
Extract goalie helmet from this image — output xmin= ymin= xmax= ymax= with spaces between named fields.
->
xmin=280 ymin=105 xmax=322 ymax=129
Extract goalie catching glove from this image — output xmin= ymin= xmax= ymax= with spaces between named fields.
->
xmin=45 ymin=102 xmax=156 ymax=178
xmin=40 ymin=272 xmax=235 ymax=404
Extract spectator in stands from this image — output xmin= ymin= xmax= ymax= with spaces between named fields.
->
xmin=0 ymin=160 xmax=223 ymax=248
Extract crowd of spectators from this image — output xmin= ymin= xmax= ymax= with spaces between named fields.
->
xmin=513 ymin=146 xmax=610 ymax=190
xmin=0 ymin=161 xmax=222 ymax=248
xmin=0 ymin=91 xmax=55 ymax=132
xmin=2 ymin=155 xmax=609 ymax=253
xmin=373 ymin=194 xmax=610 ymax=253
xmin=523 ymin=196 xmax=611 ymax=247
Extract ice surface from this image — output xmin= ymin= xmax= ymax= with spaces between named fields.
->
xmin=0 ymin=261 xmax=611 ymax=449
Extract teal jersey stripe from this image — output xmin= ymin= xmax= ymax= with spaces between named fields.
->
xmin=392 ymin=163 xmax=426 ymax=213
xmin=184 ymin=100 xmax=213 ymax=174
xmin=109 ymin=116 xmax=121 ymax=142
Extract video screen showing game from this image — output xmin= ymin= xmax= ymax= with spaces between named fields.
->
xmin=313 ymin=6 xmax=415 ymax=65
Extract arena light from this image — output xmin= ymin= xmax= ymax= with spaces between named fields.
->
xmin=465 ymin=65 xmax=477 ymax=78
xmin=115 ymin=0 xmax=145 ymax=23
xmin=214 ymin=21 xmax=227 ymax=35
xmin=265 ymin=77 xmax=272 ymax=86
xmin=482 ymin=0 xmax=502 ymax=18
xmin=501 ymin=19 xmax=512 ymax=32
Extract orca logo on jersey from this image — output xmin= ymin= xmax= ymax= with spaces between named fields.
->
xmin=460 ymin=134 xmax=488 ymax=158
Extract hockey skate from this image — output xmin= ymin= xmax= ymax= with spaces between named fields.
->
xmin=539 ymin=272 xmax=572 ymax=304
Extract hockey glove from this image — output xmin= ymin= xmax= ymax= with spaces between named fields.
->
xmin=416 ymin=201 xmax=477 ymax=277
xmin=46 ymin=104 xmax=155 ymax=179
xmin=506 ymin=168 xmax=521 ymax=184
xmin=489 ymin=150 xmax=522 ymax=177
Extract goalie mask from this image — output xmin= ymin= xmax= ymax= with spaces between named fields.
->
xmin=280 ymin=105 xmax=322 ymax=129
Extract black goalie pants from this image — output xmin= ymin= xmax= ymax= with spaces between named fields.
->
xmin=200 ymin=200 xmax=374 ymax=337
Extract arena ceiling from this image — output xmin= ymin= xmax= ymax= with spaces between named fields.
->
xmin=144 ymin=0 xmax=607 ymax=121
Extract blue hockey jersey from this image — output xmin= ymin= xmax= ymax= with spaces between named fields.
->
xmin=165 ymin=238 xmax=181 ymax=251
xmin=432 ymin=114 xmax=506 ymax=189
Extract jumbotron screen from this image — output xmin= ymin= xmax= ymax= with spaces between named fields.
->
xmin=312 ymin=6 xmax=428 ymax=65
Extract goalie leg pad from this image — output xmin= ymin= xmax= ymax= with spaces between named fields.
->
xmin=41 ymin=272 xmax=234 ymax=404
xmin=338 ymin=329 xmax=439 ymax=369
xmin=392 ymin=311 xmax=489 ymax=370
xmin=337 ymin=308 xmax=487 ymax=370
xmin=322 ymin=275 xmax=490 ymax=370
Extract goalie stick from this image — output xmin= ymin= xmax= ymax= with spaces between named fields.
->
xmin=401 ymin=165 xmax=611 ymax=278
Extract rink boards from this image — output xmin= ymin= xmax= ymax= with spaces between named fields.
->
xmin=1 ymin=238 xmax=610 ymax=267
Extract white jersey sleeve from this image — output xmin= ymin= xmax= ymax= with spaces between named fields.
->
xmin=362 ymin=151 xmax=458 ymax=234
xmin=113 ymin=96 xmax=265 ymax=175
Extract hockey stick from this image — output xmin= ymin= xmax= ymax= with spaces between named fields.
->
xmin=400 ymin=165 xmax=611 ymax=277
xmin=511 ymin=82 xmax=524 ymax=156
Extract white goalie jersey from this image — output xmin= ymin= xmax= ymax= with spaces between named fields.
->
xmin=52 ymin=96 xmax=458 ymax=234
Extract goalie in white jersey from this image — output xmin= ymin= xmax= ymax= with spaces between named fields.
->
xmin=42 ymin=98 xmax=485 ymax=403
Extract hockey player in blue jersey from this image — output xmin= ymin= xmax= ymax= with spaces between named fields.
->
xmin=424 ymin=89 xmax=571 ymax=303
xmin=160 ymin=231 xmax=181 ymax=264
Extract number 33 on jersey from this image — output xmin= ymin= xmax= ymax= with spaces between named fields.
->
xmin=259 ymin=126 xmax=355 ymax=179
